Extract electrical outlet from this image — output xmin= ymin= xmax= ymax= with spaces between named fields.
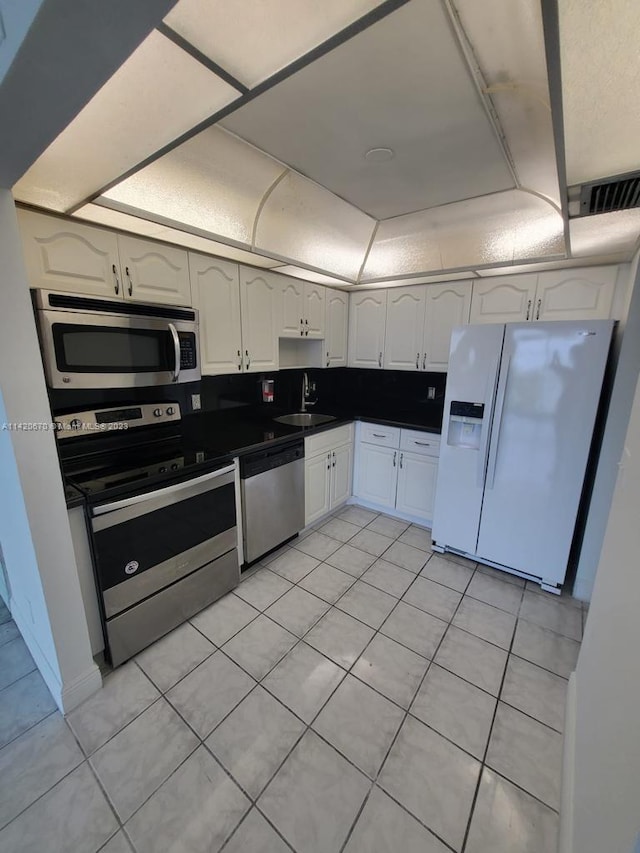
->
xmin=191 ymin=393 xmax=201 ymax=411
xmin=427 ymin=386 xmax=436 ymax=400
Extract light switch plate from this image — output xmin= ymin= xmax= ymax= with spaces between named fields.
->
xmin=427 ymin=386 xmax=436 ymax=400
xmin=191 ymin=393 xmax=201 ymax=411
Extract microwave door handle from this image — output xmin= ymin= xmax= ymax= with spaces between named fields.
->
xmin=168 ymin=323 xmax=181 ymax=383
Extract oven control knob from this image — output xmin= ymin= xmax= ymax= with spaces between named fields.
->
xmin=153 ymin=408 xmax=162 ymax=417
xmin=171 ymin=463 xmax=178 ymax=470
xmin=159 ymin=466 xmax=166 ymax=473
xmin=166 ymin=406 xmax=175 ymax=416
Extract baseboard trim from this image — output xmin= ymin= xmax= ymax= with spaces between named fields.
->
xmin=9 ymin=596 xmax=102 ymax=714
xmin=347 ymin=497 xmax=433 ymax=529
xmin=60 ymin=664 xmax=102 ymax=713
xmin=559 ymin=670 xmax=577 ymax=853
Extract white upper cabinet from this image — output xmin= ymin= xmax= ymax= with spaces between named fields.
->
xmin=304 ymin=282 xmax=326 ymax=338
xmin=278 ymin=276 xmax=305 ymax=338
xmin=384 ymin=286 xmax=426 ymax=371
xmin=470 ymin=275 xmax=538 ymax=324
xmin=348 ymin=290 xmax=388 ymax=369
xmin=535 ymin=266 xmax=617 ymax=321
xmin=277 ymin=277 xmax=326 ymax=339
xmin=325 ymin=288 xmax=349 ymax=368
xmin=239 ymin=268 xmax=279 ymax=372
xmin=18 ymin=209 xmax=121 ymax=298
xmin=190 ymin=253 xmax=242 ymax=375
xmin=423 ymin=282 xmax=472 ymax=372
xmin=117 ymin=235 xmax=191 ymax=307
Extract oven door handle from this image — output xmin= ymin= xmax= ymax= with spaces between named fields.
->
xmin=92 ymin=464 xmax=236 ymax=518
xmin=168 ymin=322 xmax=181 ymax=383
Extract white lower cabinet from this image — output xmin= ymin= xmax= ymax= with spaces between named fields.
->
xmin=304 ymin=424 xmax=354 ymax=525
xmin=354 ymin=424 xmax=440 ymax=524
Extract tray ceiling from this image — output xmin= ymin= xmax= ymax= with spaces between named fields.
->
xmin=10 ymin=0 xmax=640 ymax=285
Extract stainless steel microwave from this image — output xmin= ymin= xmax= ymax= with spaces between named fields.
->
xmin=33 ymin=290 xmax=200 ymax=389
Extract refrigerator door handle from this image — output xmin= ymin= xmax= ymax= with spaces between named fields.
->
xmin=476 ymin=354 xmax=502 ymax=488
xmin=485 ymin=353 xmax=512 ymax=490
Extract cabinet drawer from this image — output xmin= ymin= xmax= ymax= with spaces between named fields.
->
xmin=305 ymin=423 xmax=354 ymax=458
xmin=359 ymin=423 xmax=400 ymax=448
xmin=400 ymin=429 xmax=440 ymax=457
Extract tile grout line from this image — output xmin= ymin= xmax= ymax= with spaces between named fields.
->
xmin=459 ymin=579 xmax=527 ymax=853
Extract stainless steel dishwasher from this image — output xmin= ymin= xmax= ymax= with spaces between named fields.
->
xmin=240 ymin=439 xmax=305 ymax=565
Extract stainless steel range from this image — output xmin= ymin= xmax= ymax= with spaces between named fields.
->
xmin=58 ymin=402 xmax=239 ymax=667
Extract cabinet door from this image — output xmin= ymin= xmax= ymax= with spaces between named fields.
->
xmin=348 ymin=291 xmax=388 ymax=368
xmin=423 ymin=282 xmax=472 ymax=371
xmin=469 ymin=276 xmax=538 ymax=324
xmin=330 ymin=443 xmax=353 ymax=509
xmin=239 ymin=268 xmax=279 ymax=372
xmin=190 ymin=253 xmax=242 ymax=375
xmin=305 ymin=453 xmax=331 ymax=525
xmin=383 ymin=286 xmax=426 ymax=371
xmin=354 ymin=444 xmax=398 ymax=508
xmin=18 ymin=209 xmax=122 ymax=298
xmin=278 ymin=277 xmax=304 ymax=338
xmin=535 ymin=267 xmax=617 ymax=321
xmin=325 ymin=289 xmax=348 ymax=367
xmin=118 ymin=235 xmax=191 ymax=306
xmin=304 ymin=283 xmax=326 ymax=338
xmin=395 ymin=452 xmax=438 ymax=522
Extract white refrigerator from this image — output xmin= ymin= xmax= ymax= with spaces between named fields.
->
xmin=432 ymin=319 xmax=614 ymax=592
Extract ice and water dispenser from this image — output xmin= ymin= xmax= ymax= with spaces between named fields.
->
xmin=447 ymin=401 xmax=485 ymax=449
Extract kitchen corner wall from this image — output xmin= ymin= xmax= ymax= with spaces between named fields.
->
xmin=200 ymin=367 xmax=446 ymax=427
xmin=0 ymin=189 xmax=101 ymax=712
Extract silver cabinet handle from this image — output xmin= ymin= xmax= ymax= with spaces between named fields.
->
xmin=305 ymin=319 xmax=309 ymax=336
xmin=332 ymin=451 xmax=336 ymax=468
xmin=112 ymin=264 xmax=120 ymax=295
xmin=125 ymin=266 xmax=133 ymax=296
xmin=378 ymin=351 xmax=382 ymax=368
xmin=168 ymin=323 xmax=181 ymax=383
xmin=415 ymin=441 xmax=431 ymax=446
xmin=327 ymin=452 xmax=331 ymax=471
xmin=393 ymin=451 xmax=397 ymax=467
xmin=326 ymin=350 xmax=330 ymax=368
xmin=525 ymin=298 xmax=532 ymax=321
xmin=422 ymin=353 xmax=426 ymax=370
xmin=245 ymin=349 xmax=251 ymax=369
xmin=399 ymin=452 xmax=403 ymax=469
xmin=372 ymin=433 xmax=387 ymax=438
xmin=416 ymin=352 xmax=420 ymax=369
xmin=536 ymin=298 xmax=541 ymax=320
xmin=300 ymin=318 xmax=304 ymax=337
xmin=237 ymin=349 xmax=242 ymax=371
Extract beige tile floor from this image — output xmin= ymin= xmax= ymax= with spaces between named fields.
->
xmin=0 ymin=507 xmax=586 ymax=853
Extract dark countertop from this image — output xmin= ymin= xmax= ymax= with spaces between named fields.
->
xmin=183 ymin=406 xmax=441 ymax=458
xmin=64 ymin=405 xmax=441 ymax=507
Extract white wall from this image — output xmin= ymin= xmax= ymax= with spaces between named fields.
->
xmin=561 ymin=365 xmax=640 ymax=853
xmin=0 ymin=190 xmax=100 ymax=711
xmin=574 ymin=252 xmax=640 ymax=599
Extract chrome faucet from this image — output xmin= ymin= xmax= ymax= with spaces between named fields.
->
xmin=301 ymin=372 xmax=316 ymax=412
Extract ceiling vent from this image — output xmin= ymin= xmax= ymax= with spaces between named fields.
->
xmin=579 ymin=171 xmax=640 ymax=216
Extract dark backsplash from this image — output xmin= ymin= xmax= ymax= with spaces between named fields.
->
xmin=201 ymin=368 xmax=446 ymax=428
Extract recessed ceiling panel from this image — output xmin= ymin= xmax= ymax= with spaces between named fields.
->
xmin=561 ymin=0 xmax=640 ymax=186
xmin=453 ymin=0 xmax=560 ymax=206
xmin=255 ymin=171 xmax=375 ymax=279
xmin=570 ymin=210 xmax=640 ymax=259
xmin=101 ymin=126 xmax=286 ymax=247
xmin=74 ymin=204 xmax=282 ymax=268
xmin=363 ymin=190 xmax=565 ymax=279
xmin=222 ymin=0 xmax=515 ymax=219
xmin=164 ymin=0 xmax=386 ymax=88
xmin=357 ymin=271 xmax=475 ymax=286
xmin=12 ymin=32 xmax=239 ymax=212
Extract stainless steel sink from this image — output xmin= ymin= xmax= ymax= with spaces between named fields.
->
xmin=274 ymin=413 xmax=337 ymax=427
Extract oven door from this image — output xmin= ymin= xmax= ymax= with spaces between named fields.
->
xmin=37 ymin=309 xmax=199 ymax=389
xmin=90 ymin=464 xmax=239 ymax=665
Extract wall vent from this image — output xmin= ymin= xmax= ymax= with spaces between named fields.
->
xmin=580 ymin=172 xmax=640 ymax=216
